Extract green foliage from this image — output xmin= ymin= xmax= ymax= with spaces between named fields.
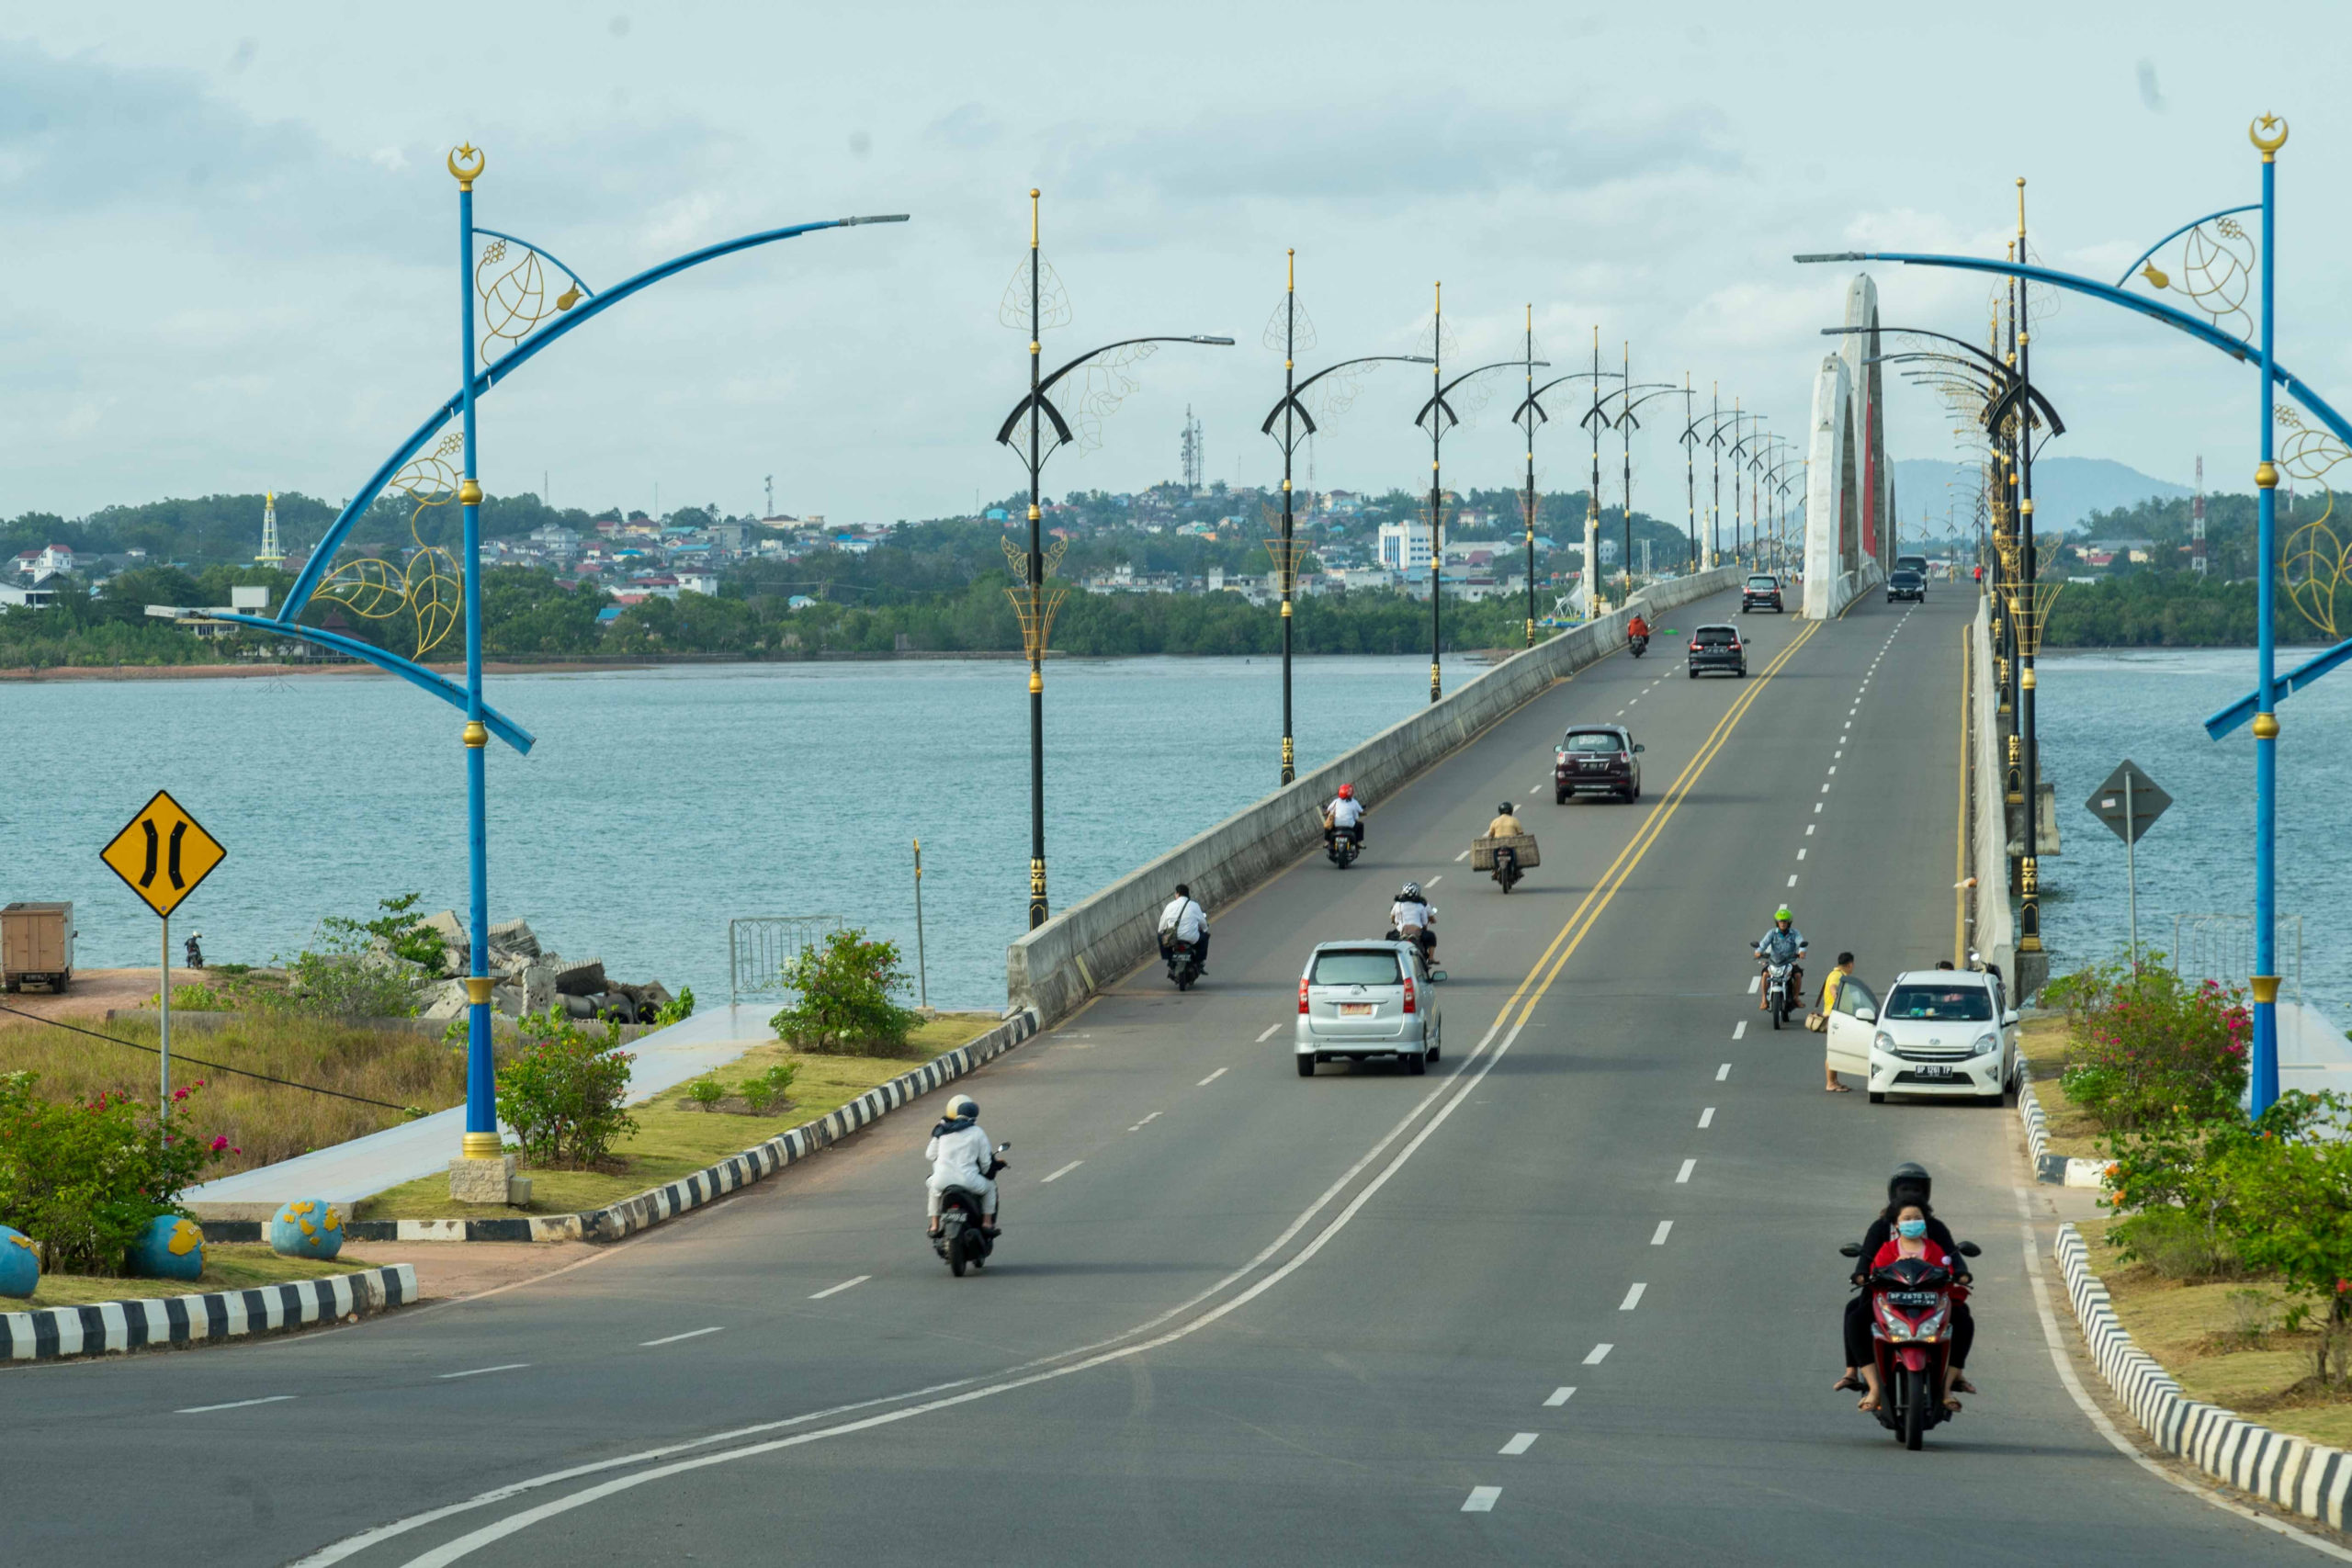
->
xmin=739 ymin=1062 xmax=797 ymax=1115
xmin=770 ymin=930 xmax=916 ymax=1055
xmin=158 ymin=984 xmax=235 ymax=1011
xmin=494 ymin=1010 xmax=638 ymax=1168
xmin=653 ymin=986 xmax=696 ymax=1027
xmin=0 ymin=1071 xmax=229 ymax=1275
xmin=2051 ymin=958 xmax=2250 ymax=1131
xmin=685 ymin=1076 xmax=725 ymax=1111
xmin=322 ymin=892 xmax=448 ymax=975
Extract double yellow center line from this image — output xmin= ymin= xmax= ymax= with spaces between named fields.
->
xmin=1484 ymin=618 xmax=1825 ymax=1036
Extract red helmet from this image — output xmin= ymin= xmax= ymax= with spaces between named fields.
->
xmin=1336 ymin=784 xmax=1354 ymax=799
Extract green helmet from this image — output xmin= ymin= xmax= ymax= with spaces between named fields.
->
xmin=1775 ymin=906 xmax=1792 ymax=922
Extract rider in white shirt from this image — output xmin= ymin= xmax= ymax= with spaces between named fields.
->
xmin=924 ymin=1094 xmax=999 ymax=1238
xmin=1324 ymin=782 xmax=1366 ymax=853
xmin=1389 ymin=882 xmax=1437 ymax=959
xmin=1158 ymin=883 xmax=1210 ymax=974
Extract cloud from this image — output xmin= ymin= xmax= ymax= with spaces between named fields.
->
xmin=2137 ymin=59 xmax=2165 ymax=112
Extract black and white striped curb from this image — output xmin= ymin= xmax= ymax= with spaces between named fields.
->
xmin=1 ymin=1264 xmax=418 ymax=1364
xmin=2017 ymin=1069 xmax=2113 ymax=1188
xmin=2052 ymin=1224 xmax=2352 ymax=1529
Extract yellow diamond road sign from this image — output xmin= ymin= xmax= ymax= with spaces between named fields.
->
xmin=100 ymin=790 xmax=227 ymax=919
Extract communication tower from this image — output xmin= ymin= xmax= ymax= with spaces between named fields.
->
xmin=2191 ymin=455 xmax=2207 ymax=577
xmin=256 ymin=490 xmax=285 ymax=568
xmin=1180 ymin=406 xmax=1204 ymax=494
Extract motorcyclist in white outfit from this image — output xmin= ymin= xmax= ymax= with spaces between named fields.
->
xmin=923 ymin=1093 xmax=999 ymax=1239
xmin=1324 ymin=783 xmax=1366 ymax=853
xmin=1158 ymin=883 xmax=1211 ymax=975
xmin=1389 ymin=883 xmax=1438 ymax=961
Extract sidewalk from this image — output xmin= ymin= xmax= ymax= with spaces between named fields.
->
xmin=184 ymin=1003 xmax=779 ymax=1215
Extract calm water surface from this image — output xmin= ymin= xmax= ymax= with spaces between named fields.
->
xmin=2 ymin=655 xmax=1445 ymax=1007
xmin=2034 ymin=649 xmax=2352 ymax=1021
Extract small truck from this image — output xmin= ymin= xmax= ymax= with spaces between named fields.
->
xmin=2 ymin=901 xmax=75 ymax=992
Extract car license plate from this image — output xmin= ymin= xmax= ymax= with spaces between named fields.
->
xmin=1916 ymin=1066 xmax=1954 ymax=1079
xmin=1339 ymin=1003 xmax=1375 ymax=1017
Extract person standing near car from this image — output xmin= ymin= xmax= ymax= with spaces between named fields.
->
xmin=1818 ymin=952 xmax=1857 ymax=1093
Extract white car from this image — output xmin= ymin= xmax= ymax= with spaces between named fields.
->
xmin=1824 ymin=968 xmax=2019 ymax=1106
xmin=1295 ymin=940 xmax=1443 ymax=1077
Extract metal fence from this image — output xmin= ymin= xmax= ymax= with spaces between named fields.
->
xmin=729 ymin=915 xmax=843 ymax=1006
xmin=2171 ymin=913 xmax=2302 ymax=1004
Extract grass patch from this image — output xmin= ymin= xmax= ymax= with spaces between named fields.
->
xmin=2018 ymin=1015 xmax=2107 ymax=1160
xmin=356 ymin=1011 xmax=1000 ymax=1221
xmin=0 ymin=1014 xmax=467 ymax=1176
xmin=17 ymin=1242 xmax=383 ymax=1309
xmin=2080 ymin=1216 xmax=2352 ymax=1449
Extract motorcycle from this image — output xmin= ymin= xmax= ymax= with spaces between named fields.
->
xmin=935 ymin=1144 xmax=1010 ymax=1277
xmin=1164 ymin=936 xmax=1204 ymax=990
xmin=1327 ymin=825 xmax=1362 ymax=869
xmin=1753 ymin=944 xmax=1804 ymax=1030
xmin=1629 ymin=632 xmax=1649 ymax=658
xmin=1386 ymin=923 xmax=1439 ymax=964
xmin=1839 ymin=1238 xmax=1982 ymax=1450
xmin=1490 ymin=845 xmax=1521 ymax=894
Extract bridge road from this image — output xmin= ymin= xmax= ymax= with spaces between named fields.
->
xmin=5 ymin=588 xmax=2315 ymax=1568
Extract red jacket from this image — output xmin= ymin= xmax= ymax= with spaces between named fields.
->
xmin=1872 ymin=1236 xmax=1968 ymax=1302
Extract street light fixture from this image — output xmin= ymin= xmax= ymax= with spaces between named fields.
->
xmin=993 ymin=190 xmax=1234 ymax=927
xmin=1259 ymin=250 xmax=1430 ymax=782
xmin=1611 ymin=357 xmax=1687 ymax=602
xmin=1512 ymin=350 xmax=1623 ymax=624
xmin=1727 ymin=415 xmax=1773 ymax=567
xmin=1686 ymin=391 xmax=1742 ymax=567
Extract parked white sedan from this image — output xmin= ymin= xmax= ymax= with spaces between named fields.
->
xmin=1824 ymin=967 xmax=2019 ymax=1106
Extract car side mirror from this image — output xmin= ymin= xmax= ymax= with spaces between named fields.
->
xmin=1854 ymin=1007 xmax=1876 ymax=1024
xmin=2002 ymin=1010 xmax=2020 ymax=1027
xmin=1838 ymin=1243 xmax=1862 ymax=1258
xmin=1958 ymin=1241 xmax=1982 ymax=1258
xmin=1430 ymin=969 xmax=1448 ymax=984
xmin=1633 ymin=743 xmax=1645 ymax=753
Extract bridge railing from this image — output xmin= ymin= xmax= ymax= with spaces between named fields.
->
xmin=2172 ymin=913 xmax=2302 ymax=1004
xmin=729 ymin=915 xmax=843 ymax=1007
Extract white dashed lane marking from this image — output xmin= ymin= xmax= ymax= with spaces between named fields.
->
xmin=1652 ymin=1220 xmax=1673 ymax=1245
xmin=1253 ymin=1024 xmax=1280 ymax=1043
xmin=1620 ymin=1283 xmax=1647 ymax=1311
xmin=642 ymin=1325 xmax=727 ymax=1344
xmin=1716 ymin=1063 xmax=1731 ymax=1080
xmin=1500 ymin=1433 xmax=1540 ymax=1455
xmin=1584 ymin=1344 xmax=1613 ymax=1365
xmin=1127 ymin=1111 xmax=1162 ymax=1132
xmin=177 ymin=1396 xmax=294 ymax=1415
xmin=1676 ymin=1158 xmax=1696 ymax=1183
xmin=1200 ymin=1066 xmax=1231 ymax=1085
xmin=1040 ymin=1160 xmax=1083 ymax=1183
xmin=441 ymin=1363 xmax=531 ymax=1380
xmin=1545 ymin=1386 xmax=1577 ymax=1406
xmin=1698 ymin=1107 xmax=1715 ymax=1128
xmin=1463 ymin=1487 xmax=1502 ymax=1513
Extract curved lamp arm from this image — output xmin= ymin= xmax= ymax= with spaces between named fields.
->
xmin=1612 ymin=383 xmax=1684 ymax=431
xmin=282 ymin=213 xmax=910 ymax=624
xmin=1261 ymin=354 xmax=1434 ymax=439
xmin=995 ymin=333 xmax=1237 ymax=451
xmin=1515 ymin=368 xmax=1623 ymax=430
xmin=1419 ymin=359 xmax=1544 ymax=433
xmin=191 ymin=613 xmax=536 ymax=752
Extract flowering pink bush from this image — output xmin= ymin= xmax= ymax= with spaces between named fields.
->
xmin=2050 ymin=957 xmax=2251 ymax=1130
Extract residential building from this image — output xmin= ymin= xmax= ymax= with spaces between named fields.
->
xmin=674 ymin=571 xmax=719 ymax=597
xmin=0 ymin=581 xmax=59 ymax=610
xmin=530 ymin=523 xmax=582 ymax=558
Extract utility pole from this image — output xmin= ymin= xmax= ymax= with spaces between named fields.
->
xmin=2192 ymin=455 xmax=2207 ymax=576
xmin=764 ymin=474 xmax=775 ymax=519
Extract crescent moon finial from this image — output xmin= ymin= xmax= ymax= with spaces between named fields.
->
xmin=2250 ymin=114 xmax=2289 ymax=158
xmin=447 ymin=143 xmax=486 ymax=188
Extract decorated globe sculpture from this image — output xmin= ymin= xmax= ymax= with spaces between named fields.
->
xmin=0 ymin=1226 xmax=39 ymax=1299
xmin=270 ymin=1200 xmax=345 ymax=1261
xmin=127 ymin=1215 xmax=206 ymax=1282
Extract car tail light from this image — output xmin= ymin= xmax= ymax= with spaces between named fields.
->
xmin=1402 ymin=975 xmax=1417 ymax=1014
xmin=1690 ymin=641 xmax=1701 ymax=652
xmin=1618 ymin=751 xmax=1629 ymax=763
xmin=1299 ymin=977 xmax=1310 ymax=1014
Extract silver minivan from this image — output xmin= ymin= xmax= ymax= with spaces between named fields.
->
xmin=1295 ymin=940 xmax=1442 ymax=1077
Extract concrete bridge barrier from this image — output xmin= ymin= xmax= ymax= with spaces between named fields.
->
xmin=1006 ymin=565 xmax=1745 ymax=1022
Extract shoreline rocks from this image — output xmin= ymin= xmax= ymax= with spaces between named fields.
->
xmin=409 ymin=913 xmax=675 ymax=1025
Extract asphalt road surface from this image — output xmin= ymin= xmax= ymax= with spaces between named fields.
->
xmin=10 ymin=587 xmax=2322 ymax=1566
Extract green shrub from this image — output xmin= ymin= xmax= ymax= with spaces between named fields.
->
xmin=2110 ymin=1204 xmax=2239 ymax=1281
xmin=769 ymin=930 xmax=916 ymax=1055
xmin=740 ymin=1062 xmax=797 ymax=1115
xmin=2053 ymin=957 xmax=2250 ymax=1130
xmin=493 ymin=1010 xmax=637 ymax=1168
xmin=322 ymin=892 xmax=449 ymax=975
xmin=154 ymin=984 xmax=234 ymax=1011
xmin=653 ymin=986 xmax=696 ymax=1028
xmin=0 ymin=1071 xmax=230 ymax=1275
xmin=685 ymin=1075 xmax=725 ymax=1111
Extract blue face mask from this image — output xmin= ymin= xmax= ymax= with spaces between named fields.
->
xmin=1897 ymin=1218 xmax=1928 ymax=1240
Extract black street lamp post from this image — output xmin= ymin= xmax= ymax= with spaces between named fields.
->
xmin=1611 ymin=350 xmax=1685 ymax=602
xmin=994 ymin=189 xmax=1233 ymax=927
xmin=1412 ymin=282 xmax=1532 ymax=701
xmin=1512 ymin=355 xmax=1623 ymax=629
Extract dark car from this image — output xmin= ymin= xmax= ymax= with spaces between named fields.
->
xmin=1895 ymin=554 xmax=1929 ymax=580
xmin=1555 ymin=724 xmax=1645 ymax=803
xmin=1886 ymin=569 xmax=1927 ymax=604
xmin=1689 ymin=624 xmax=1747 ymax=678
xmin=1741 ymin=573 xmax=1783 ymax=613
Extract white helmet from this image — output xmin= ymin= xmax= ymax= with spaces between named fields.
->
xmin=947 ymin=1094 xmax=978 ymax=1120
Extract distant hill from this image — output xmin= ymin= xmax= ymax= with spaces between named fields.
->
xmin=1893 ymin=457 xmax=2190 ymax=540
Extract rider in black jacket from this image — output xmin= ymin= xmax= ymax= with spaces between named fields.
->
xmin=1836 ymin=1162 xmax=1977 ymax=1396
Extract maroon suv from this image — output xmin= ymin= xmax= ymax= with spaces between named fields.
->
xmin=1555 ymin=724 xmax=1645 ymax=803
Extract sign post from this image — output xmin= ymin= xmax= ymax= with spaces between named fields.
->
xmin=2085 ymin=761 xmax=2171 ymax=965
xmin=99 ymin=791 xmax=227 ymax=1128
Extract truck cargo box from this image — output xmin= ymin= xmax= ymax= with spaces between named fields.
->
xmin=2 ymin=901 xmax=75 ymax=992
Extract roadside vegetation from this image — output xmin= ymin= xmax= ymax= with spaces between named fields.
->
xmin=17 ymin=1242 xmax=383 ymax=1309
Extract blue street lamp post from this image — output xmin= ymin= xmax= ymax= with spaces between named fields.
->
xmin=1797 ymin=115 xmax=2309 ymax=1112
xmin=452 ymin=147 xmax=498 ymax=1161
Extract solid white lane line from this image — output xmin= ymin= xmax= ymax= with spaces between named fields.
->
xmin=641 ymin=1325 xmax=726 ymax=1346
xmin=1200 ymin=1066 xmax=1230 ymax=1085
xmin=1544 ymin=1387 xmax=1577 ymax=1406
xmin=1583 ymin=1343 xmax=1613 ymax=1365
xmin=1620 ymin=1283 xmax=1646 ymax=1311
xmin=177 ymin=1395 xmax=295 ymax=1414
xmin=1040 ymin=1160 xmax=1082 ymax=1183
xmin=1127 ymin=1111 xmax=1163 ymax=1132
xmin=1698 ymin=1107 xmax=1715 ymax=1129
xmin=440 ymin=1363 xmax=531 ymax=1380
xmin=807 ymin=1277 xmax=870 ymax=1302
xmin=1652 ymin=1221 xmax=1673 ymax=1245
xmin=1716 ymin=1063 xmax=1731 ymax=1080
xmin=1676 ymin=1158 xmax=1696 ymax=1183
xmin=1253 ymin=1022 xmax=1280 ymax=1042
xmin=1499 ymin=1432 xmax=1539 ymax=1455
xmin=1463 ymin=1486 xmax=1502 ymax=1513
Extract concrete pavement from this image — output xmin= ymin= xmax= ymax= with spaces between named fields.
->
xmin=5 ymin=588 xmax=2324 ymax=1567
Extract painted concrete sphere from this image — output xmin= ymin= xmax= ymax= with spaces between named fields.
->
xmin=0 ymin=1227 xmax=39 ymax=1298
xmin=127 ymin=1215 xmax=206 ymax=1281
xmin=269 ymin=1200 xmax=345 ymax=1261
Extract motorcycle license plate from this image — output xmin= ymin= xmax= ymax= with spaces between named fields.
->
xmin=1339 ymin=1003 xmax=1375 ymax=1017
xmin=1916 ymin=1066 xmax=1955 ymax=1079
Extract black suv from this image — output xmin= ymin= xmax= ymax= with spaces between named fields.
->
xmin=1555 ymin=724 xmax=1645 ymax=803
xmin=1688 ymin=624 xmax=1747 ymax=678
xmin=1886 ymin=569 xmax=1926 ymax=604
xmin=1741 ymin=574 xmax=1783 ymax=613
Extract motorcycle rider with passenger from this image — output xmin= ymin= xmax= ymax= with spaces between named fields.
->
xmin=1389 ymin=883 xmax=1438 ymax=961
xmin=923 ymin=1094 xmax=1000 ymax=1240
xmin=1752 ymin=906 xmax=1807 ymax=1011
xmin=1836 ymin=1162 xmax=1976 ymax=1404
xmin=1324 ymin=783 xmax=1366 ymax=855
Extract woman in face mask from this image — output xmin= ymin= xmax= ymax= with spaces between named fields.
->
xmin=1855 ymin=1203 xmax=1970 ymax=1414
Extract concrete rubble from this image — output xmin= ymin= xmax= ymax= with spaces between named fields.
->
xmin=405 ymin=914 xmax=676 ymax=1025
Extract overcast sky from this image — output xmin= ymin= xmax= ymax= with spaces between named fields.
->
xmin=5 ymin=3 xmax=2347 ymax=531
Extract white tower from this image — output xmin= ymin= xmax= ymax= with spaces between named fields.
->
xmin=256 ymin=491 xmax=285 ymax=568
